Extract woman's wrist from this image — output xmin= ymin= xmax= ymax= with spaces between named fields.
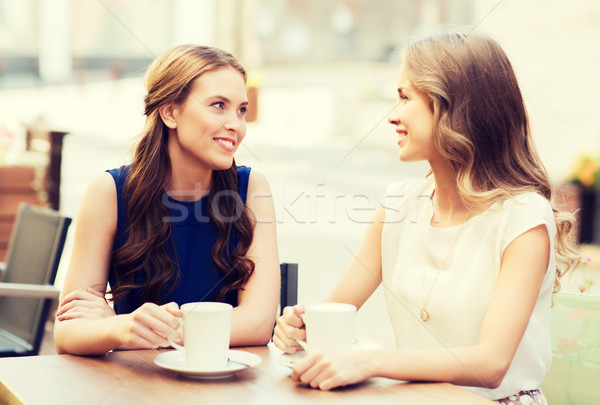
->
xmin=361 ymin=349 xmax=385 ymax=379
xmin=107 ymin=314 xmax=129 ymax=349
xmin=365 ymin=348 xmax=406 ymax=380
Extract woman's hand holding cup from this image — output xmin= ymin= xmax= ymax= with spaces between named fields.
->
xmin=117 ymin=302 xmax=183 ymax=350
xmin=273 ymin=305 xmax=306 ymax=354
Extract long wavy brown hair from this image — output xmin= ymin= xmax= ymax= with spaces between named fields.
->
xmin=110 ymin=45 xmax=255 ymax=304
xmin=401 ymin=32 xmax=579 ymax=294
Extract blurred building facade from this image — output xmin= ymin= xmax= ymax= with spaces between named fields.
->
xmin=1 ymin=0 xmax=598 ymax=180
xmin=0 ymin=0 xmax=474 ymax=85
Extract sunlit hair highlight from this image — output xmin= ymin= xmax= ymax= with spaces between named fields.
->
xmin=401 ymin=32 xmax=579 ymax=294
xmin=111 ymin=45 xmax=255 ymax=304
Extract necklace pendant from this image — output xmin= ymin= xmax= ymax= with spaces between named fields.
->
xmin=420 ymin=307 xmax=430 ymax=322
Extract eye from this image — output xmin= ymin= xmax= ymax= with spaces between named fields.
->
xmin=237 ymin=106 xmax=247 ymax=116
xmin=397 ymin=89 xmax=409 ymax=102
xmin=211 ymin=101 xmax=225 ymax=109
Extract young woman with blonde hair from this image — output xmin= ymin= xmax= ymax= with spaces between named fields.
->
xmin=273 ymin=32 xmax=577 ymax=403
xmin=55 ymin=45 xmax=280 ymax=355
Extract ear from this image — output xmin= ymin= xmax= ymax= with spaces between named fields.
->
xmin=159 ymin=104 xmax=177 ymax=129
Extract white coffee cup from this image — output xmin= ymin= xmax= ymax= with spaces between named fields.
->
xmin=170 ymin=302 xmax=232 ymax=370
xmin=300 ymin=302 xmax=356 ymax=353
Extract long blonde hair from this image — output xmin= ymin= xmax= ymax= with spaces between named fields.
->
xmin=401 ymin=32 xmax=578 ymax=293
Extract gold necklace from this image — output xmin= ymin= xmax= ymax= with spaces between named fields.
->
xmin=420 ymin=193 xmax=469 ymax=322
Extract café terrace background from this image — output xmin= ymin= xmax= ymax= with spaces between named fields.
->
xmin=1 ymin=0 xmax=599 ymax=347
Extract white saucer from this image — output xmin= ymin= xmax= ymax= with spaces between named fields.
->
xmin=154 ymin=350 xmax=261 ymax=379
xmin=268 ymin=342 xmax=307 ymax=368
xmin=276 ymin=350 xmax=307 ymax=368
xmin=268 ymin=341 xmax=362 ymax=368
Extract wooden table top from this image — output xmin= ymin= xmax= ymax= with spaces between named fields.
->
xmin=0 ymin=345 xmax=496 ymax=405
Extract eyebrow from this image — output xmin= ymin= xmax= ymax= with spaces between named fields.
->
xmin=208 ymin=95 xmax=248 ymax=106
xmin=397 ymin=87 xmax=413 ymax=97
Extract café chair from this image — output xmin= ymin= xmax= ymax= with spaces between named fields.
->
xmin=0 ymin=203 xmax=71 ymax=357
xmin=540 ymin=292 xmax=600 ymax=405
xmin=279 ymin=263 xmax=298 ymax=315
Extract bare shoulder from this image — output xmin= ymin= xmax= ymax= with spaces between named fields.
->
xmin=246 ymin=169 xmax=275 ymax=221
xmin=86 ymin=172 xmax=117 ymax=198
xmin=78 ymin=172 xmax=118 ymax=225
xmin=247 ymin=169 xmax=272 ymax=195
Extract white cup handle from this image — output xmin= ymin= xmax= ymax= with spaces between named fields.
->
xmin=169 ymin=339 xmax=185 ymax=351
xmin=168 ymin=316 xmax=184 ymax=350
xmin=295 ymin=339 xmax=308 ymax=351
xmin=295 ymin=312 xmax=308 ymax=351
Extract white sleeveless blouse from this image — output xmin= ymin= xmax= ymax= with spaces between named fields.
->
xmin=380 ymin=178 xmax=555 ymax=399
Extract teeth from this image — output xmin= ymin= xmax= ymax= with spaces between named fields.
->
xmin=216 ymin=139 xmax=234 ymax=147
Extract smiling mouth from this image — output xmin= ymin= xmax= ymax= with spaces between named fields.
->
xmin=214 ymin=138 xmax=236 ymax=151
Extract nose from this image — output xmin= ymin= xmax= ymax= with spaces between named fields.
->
xmin=223 ymin=112 xmax=243 ymax=132
xmin=387 ymin=103 xmax=401 ymax=126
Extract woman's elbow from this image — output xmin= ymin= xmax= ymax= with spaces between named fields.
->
xmin=253 ymin=332 xmax=273 ymax=346
xmin=478 ymin=358 xmax=511 ymax=389
xmin=252 ymin=318 xmax=277 ymax=345
xmin=53 ymin=319 xmax=113 ymax=356
xmin=54 ymin=327 xmax=81 ymax=355
xmin=53 ymin=322 xmax=69 ymax=354
xmin=55 ymin=344 xmax=68 ymax=355
xmin=235 ymin=316 xmax=276 ymax=346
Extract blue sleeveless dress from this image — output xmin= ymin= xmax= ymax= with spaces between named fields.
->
xmin=106 ymin=165 xmax=251 ymax=314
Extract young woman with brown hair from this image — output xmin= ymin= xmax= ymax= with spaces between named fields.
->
xmin=55 ymin=45 xmax=280 ymax=355
xmin=273 ymin=32 xmax=577 ymax=403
